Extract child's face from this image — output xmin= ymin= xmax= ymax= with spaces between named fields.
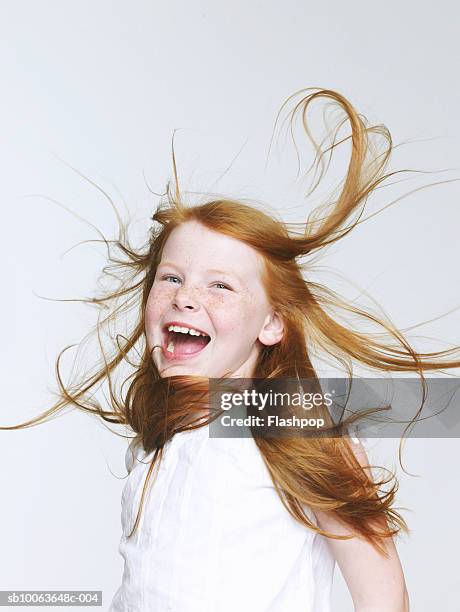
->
xmin=145 ymin=220 xmax=283 ymax=378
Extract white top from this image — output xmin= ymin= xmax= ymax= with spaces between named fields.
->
xmin=109 ymin=425 xmax=366 ymax=611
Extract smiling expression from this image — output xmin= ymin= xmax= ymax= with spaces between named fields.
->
xmin=145 ymin=220 xmax=284 ymax=378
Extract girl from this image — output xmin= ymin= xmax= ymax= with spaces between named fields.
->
xmin=4 ymin=87 xmax=460 ymax=611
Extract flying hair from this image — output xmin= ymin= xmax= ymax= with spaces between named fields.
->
xmin=3 ymin=87 xmax=460 ymax=557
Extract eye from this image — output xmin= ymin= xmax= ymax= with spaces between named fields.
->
xmin=213 ymin=282 xmax=231 ymax=290
xmin=161 ymin=274 xmax=181 ymax=284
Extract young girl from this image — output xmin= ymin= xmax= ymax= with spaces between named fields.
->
xmin=4 ymin=87 xmax=460 ymax=611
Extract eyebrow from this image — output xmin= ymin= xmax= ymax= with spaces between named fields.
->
xmin=158 ymin=262 xmax=245 ymax=285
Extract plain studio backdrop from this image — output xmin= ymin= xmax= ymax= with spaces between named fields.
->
xmin=1 ymin=1 xmax=459 ymax=610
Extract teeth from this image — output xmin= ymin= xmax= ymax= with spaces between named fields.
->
xmin=167 ymin=324 xmax=207 ymax=337
xmin=166 ymin=341 xmax=175 ymax=353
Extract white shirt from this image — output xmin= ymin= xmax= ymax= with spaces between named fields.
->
xmin=109 ymin=425 xmax=340 ymax=611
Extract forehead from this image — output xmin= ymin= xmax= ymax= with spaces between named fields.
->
xmin=160 ymin=220 xmax=265 ymax=280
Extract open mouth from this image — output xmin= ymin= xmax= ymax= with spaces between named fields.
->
xmin=161 ymin=325 xmax=211 ymax=360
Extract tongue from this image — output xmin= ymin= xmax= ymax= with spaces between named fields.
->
xmin=170 ymin=332 xmax=209 ymax=356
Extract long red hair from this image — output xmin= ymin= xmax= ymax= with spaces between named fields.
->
xmin=4 ymin=87 xmax=460 ymax=556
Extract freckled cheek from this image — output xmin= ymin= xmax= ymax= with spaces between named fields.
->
xmin=144 ymin=285 xmax=175 ymax=330
xmin=206 ymin=294 xmax=258 ymax=336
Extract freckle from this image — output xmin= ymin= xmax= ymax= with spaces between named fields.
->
xmin=207 ymin=294 xmax=225 ymax=307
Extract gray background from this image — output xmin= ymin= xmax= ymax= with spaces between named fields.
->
xmin=1 ymin=1 xmax=459 ymax=610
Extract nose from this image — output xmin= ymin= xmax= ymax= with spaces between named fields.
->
xmin=173 ymin=283 xmax=201 ymax=311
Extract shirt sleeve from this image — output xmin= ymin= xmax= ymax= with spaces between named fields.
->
xmin=125 ymin=436 xmax=142 ymax=473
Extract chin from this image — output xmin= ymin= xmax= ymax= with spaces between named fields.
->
xmin=163 ymin=364 xmax=205 ymax=377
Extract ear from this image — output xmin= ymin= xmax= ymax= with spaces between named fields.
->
xmin=258 ymin=310 xmax=284 ymax=346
